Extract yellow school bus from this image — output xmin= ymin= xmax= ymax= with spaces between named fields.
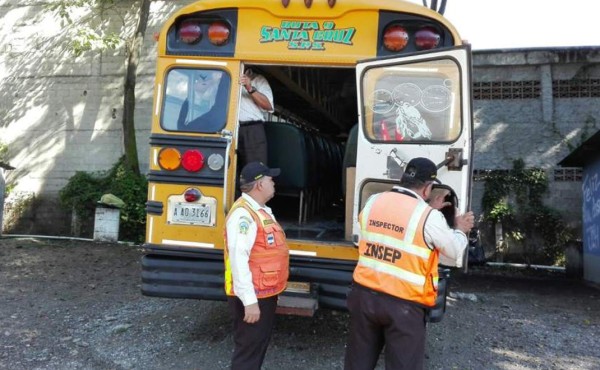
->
xmin=142 ymin=0 xmax=472 ymax=315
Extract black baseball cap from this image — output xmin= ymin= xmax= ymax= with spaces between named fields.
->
xmin=402 ymin=157 xmax=440 ymax=183
xmin=239 ymin=162 xmax=280 ymax=185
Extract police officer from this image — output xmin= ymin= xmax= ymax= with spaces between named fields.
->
xmin=224 ymin=161 xmax=289 ymax=370
xmin=344 ymin=157 xmax=474 ymax=370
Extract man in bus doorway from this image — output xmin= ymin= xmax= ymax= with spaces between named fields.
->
xmin=238 ymin=68 xmax=275 ymax=168
xmin=344 ymin=157 xmax=474 ymax=370
xmin=224 ymin=161 xmax=289 ymax=370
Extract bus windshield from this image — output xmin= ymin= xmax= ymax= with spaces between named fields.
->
xmin=161 ymin=68 xmax=231 ymax=133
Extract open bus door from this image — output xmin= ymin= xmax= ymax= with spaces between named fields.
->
xmin=353 ymin=45 xmax=473 ymax=264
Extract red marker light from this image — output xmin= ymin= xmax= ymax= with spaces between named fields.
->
xmin=208 ymin=21 xmax=230 ymax=46
xmin=184 ymin=188 xmax=201 ymax=202
xmin=179 ymin=21 xmax=202 ymax=44
xmin=181 ymin=150 xmax=204 ymax=172
xmin=415 ymin=26 xmax=441 ymax=50
xmin=383 ymin=24 xmax=409 ymax=52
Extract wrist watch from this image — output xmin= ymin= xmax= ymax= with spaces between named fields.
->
xmin=248 ymin=86 xmax=257 ymax=94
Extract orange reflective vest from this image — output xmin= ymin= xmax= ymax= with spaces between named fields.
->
xmin=353 ymin=190 xmax=440 ymax=307
xmin=224 ymin=197 xmax=289 ymax=299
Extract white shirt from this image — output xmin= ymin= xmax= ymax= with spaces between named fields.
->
xmin=225 ymin=193 xmax=277 ymax=306
xmin=238 ymin=74 xmax=274 ymax=122
xmin=382 ymin=186 xmax=468 ymax=267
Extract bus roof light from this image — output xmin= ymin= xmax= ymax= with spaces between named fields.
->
xmin=181 ymin=150 xmax=205 ymax=172
xmin=304 ymin=0 xmax=313 ymax=8
xmin=415 ymin=26 xmax=441 ymax=50
xmin=208 ymin=21 xmax=230 ymax=46
xmin=328 ymin=0 xmax=336 ymax=8
xmin=383 ymin=24 xmax=409 ymax=52
xmin=179 ymin=20 xmax=202 ymax=44
xmin=158 ymin=148 xmax=181 ymax=171
xmin=282 ymin=0 xmax=290 ymax=7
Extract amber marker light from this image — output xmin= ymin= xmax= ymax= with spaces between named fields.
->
xmin=208 ymin=21 xmax=230 ymax=45
xmin=158 ymin=148 xmax=181 ymax=170
xmin=383 ymin=24 xmax=409 ymax=52
xmin=415 ymin=26 xmax=441 ymax=50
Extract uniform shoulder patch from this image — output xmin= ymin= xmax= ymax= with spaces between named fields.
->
xmin=238 ymin=216 xmax=252 ymax=234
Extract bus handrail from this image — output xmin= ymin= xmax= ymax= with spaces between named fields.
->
xmin=220 ymin=129 xmax=233 ymax=213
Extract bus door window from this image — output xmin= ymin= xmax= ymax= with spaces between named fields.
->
xmin=161 ymin=68 xmax=231 ymax=133
xmin=363 ymin=58 xmax=461 ymax=144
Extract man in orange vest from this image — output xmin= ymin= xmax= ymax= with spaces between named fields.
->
xmin=344 ymin=157 xmax=474 ymax=370
xmin=224 ymin=161 xmax=289 ymax=370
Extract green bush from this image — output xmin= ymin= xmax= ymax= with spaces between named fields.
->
xmin=60 ymin=157 xmax=148 ymax=243
xmin=480 ymin=159 xmax=574 ymax=265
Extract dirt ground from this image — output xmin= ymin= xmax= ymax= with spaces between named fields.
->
xmin=1 ymin=236 xmax=599 ymax=370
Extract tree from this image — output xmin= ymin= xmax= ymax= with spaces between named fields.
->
xmin=48 ymin=0 xmax=152 ymax=175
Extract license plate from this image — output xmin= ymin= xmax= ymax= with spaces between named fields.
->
xmin=170 ymin=202 xmax=212 ymax=225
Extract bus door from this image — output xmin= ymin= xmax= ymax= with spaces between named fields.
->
xmin=352 ymin=46 xmax=473 ymax=240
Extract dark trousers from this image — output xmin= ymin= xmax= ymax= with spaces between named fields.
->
xmin=238 ymin=122 xmax=268 ymax=167
xmin=228 ymin=295 xmax=278 ymax=370
xmin=344 ymin=284 xmax=426 ymax=370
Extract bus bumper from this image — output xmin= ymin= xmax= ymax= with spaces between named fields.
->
xmin=141 ymin=245 xmax=355 ymax=310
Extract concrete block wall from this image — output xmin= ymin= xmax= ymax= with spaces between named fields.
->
xmin=0 ymin=0 xmax=197 ymax=235
xmin=469 ymin=49 xmax=600 ymax=242
xmin=1 ymin=3 xmax=597 ymax=238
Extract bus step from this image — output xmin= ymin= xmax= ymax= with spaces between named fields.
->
xmin=276 ymin=294 xmax=319 ymax=317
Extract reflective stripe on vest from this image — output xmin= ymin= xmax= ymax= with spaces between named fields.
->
xmin=354 ymin=191 xmax=439 ymax=306
xmin=224 ymin=197 xmax=289 ymax=299
xmin=360 ymin=201 xmax=432 ymax=260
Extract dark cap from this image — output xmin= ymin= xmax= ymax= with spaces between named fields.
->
xmin=239 ymin=162 xmax=280 ymax=185
xmin=402 ymin=157 xmax=440 ymax=183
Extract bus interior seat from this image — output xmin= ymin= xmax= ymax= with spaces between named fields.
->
xmin=264 ymin=122 xmax=309 ymax=224
xmin=342 ymin=123 xmax=358 ymax=195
